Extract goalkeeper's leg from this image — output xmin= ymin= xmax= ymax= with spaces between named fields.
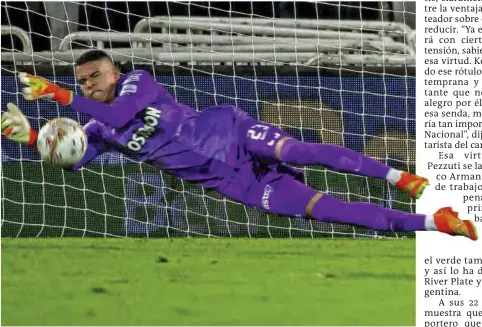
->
xmin=247 ymin=174 xmax=477 ymax=240
xmin=240 ymin=117 xmax=428 ymax=199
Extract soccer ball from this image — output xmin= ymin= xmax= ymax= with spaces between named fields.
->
xmin=37 ymin=118 xmax=88 ymax=168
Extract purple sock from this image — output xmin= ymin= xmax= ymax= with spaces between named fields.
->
xmin=279 ymin=139 xmax=391 ymax=179
xmin=311 ymin=194 xmax=426 ymax=231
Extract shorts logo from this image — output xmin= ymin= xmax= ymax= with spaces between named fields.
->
xmin=262 ymin=184 xmax=273 ymax=210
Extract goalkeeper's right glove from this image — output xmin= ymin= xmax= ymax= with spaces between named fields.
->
xmin=1 ymin=102 xmax=38 ymax=148
xmin=18 ymin=73 xmax=73 ymax=105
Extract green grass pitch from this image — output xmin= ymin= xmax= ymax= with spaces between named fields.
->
xmin=1 ymin=238 xmax=415 ymax=326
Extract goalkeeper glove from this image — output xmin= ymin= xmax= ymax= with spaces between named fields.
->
xmin=1 ymin=102 xmax=38 ymax=148
xmin=18 ymin=72 xmax=73 ymax=105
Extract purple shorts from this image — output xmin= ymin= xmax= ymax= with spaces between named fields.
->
xmin=217 ymin=165 xmax=318 ymax=217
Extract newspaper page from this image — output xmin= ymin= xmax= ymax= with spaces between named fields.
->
xmin=418 ymin=1 xmax=482 ymax=327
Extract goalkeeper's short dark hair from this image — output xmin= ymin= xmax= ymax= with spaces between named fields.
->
xmin=76 ymin=49 xmax=113 ymax=66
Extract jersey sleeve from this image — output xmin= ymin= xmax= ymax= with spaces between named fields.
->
xmin=70 ymin=119 xmax=110 ymax=171
xmin=68 ymin=70 xmax=170 ymax=128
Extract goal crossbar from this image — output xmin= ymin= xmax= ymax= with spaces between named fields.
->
xmin=134 ymin=16 xmax=416 ymax=53
xmin=134 ymin=16 xmax=414 ymax=37
xmin=1 ymin=49 xmax=415 ymax=67
xmin=55 ymin=32 xmax=414 ymax=55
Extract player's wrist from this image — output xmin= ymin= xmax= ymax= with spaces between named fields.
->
xmin=53 ymin=88 xmax=73 ymax=105
xmin=27 ymin=128 xmax=38 ymax=149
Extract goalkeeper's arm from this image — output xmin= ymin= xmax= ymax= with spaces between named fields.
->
xmin=70 ymin=120 xmax=110 ymax=171
xmin=18 ymin=70 xmax=166 ymax=128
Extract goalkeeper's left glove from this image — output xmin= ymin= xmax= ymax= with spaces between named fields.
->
xmin=18 ymin=72 xmax=73 ymax=105
xmin=1 ymin=102 xmax=38 ymax=148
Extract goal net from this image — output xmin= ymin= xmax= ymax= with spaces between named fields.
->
xmin=1 ymin=1 xmax=416 ymax=239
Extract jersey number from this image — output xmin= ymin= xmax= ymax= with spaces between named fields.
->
xmin=247 ymin=124 xmax=269 ymax=140
xmin=247 ymin=124 xmax=280 ymax=146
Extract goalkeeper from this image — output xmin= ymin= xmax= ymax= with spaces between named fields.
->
xmin=1 ymin=49 xmax=477 ymax=241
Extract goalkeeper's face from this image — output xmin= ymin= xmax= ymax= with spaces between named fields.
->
xmin=76 ymin=59 xmax=120 ymax=103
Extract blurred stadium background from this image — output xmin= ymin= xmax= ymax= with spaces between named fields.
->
xmin=1 ymin=1 xmax=416 ymax=239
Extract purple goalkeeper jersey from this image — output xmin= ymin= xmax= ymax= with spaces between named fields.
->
xmin=70 ymin=70 xmax=246 ymax=188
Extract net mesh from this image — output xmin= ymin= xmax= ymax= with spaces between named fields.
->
xmin=1 ymin=1 xmax=416 ymax=238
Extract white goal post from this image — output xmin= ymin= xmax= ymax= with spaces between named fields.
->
xmin=1 ymin=2 xmax=416 ymax=239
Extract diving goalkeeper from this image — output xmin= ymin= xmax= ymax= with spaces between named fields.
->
xmin=1 ymin=49 xmax=478 ymax=240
